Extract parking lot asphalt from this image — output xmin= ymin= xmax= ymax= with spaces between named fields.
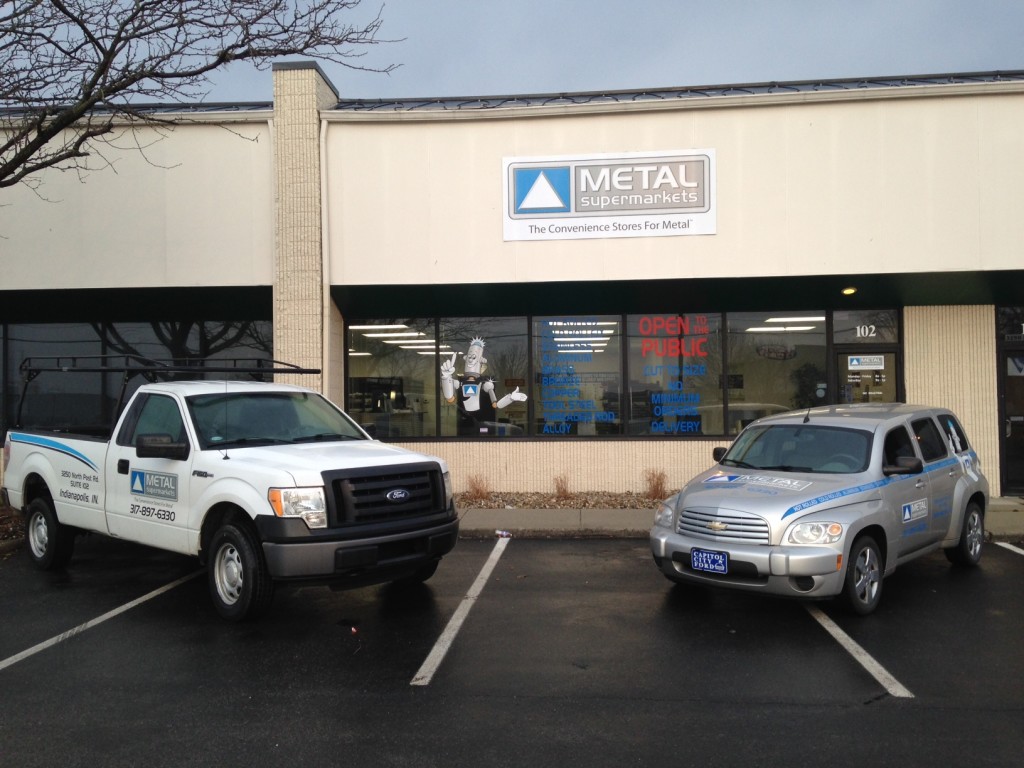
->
xmin=457 ymin=495 xmax=1024 ymax=540
xmin=2 ymin=533 xmax=1023 ymax=767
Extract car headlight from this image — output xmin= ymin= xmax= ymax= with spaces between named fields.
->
xmin=268 ymin=487 xmax=327 ymax=529
xmin=654 ymin=499 xmax=677 ymax=529
xmin=787 ymin=521 xmax=843 ymax=545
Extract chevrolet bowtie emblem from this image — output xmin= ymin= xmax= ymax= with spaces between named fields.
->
xmin=707 ymin=521 xmax=728 ymax=531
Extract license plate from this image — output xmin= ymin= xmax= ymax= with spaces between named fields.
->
xmin=691 ymin=548 xmax=729 ymax=574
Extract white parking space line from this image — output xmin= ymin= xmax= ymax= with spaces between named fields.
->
xmin=996 ymin=542 xmax=1024 ymax=556
xmin=0 ymin=571 xmax=202 ymax=674
xmin=411 ymin=537 xmax=510 ymax=687
xmin=806 ymin=605 xmax=914 ymax=699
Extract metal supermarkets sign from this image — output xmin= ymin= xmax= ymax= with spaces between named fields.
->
xmin=503 ymin=150 xmax=716 ymax=241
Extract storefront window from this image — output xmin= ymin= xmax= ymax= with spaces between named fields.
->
xmin=5 ymin=320 xmax=274 ymax=432
xmin=626 ymin=313 xmax=723 ymax=435
xmin=346 ymin=319 xmax=439 ymax=438
xmin=533 ymin=315 xmax=622 ymax=436
xmin=725 ymin=312 xmax=827 ymax=432
xmin=833 ymin=310 xmax=899 ymax=344
xmin=341 ymin=309 xmax=900 ymax=440
xmin=439 ymin=317 xmax=529 ymax=437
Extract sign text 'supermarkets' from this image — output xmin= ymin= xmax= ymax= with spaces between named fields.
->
xmin=503 ymin=150 xmax=716 ymax=241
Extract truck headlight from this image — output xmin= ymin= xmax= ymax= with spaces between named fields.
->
xmin=442 ymin=470 xmax=454 ymax=509
xmin=268 ymin=488 xmax=327 ymax=529
xmin=787 ymin=521 xmax=843 ymax=545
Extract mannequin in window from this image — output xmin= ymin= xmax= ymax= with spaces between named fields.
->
xmin=440 ymin=337 xmax=527 ymax=435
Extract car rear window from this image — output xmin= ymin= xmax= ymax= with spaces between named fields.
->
xmin=939 ymin=413 xmax=971 ymax=454
xmin=912 ymin=416 xmax=949 ymax=462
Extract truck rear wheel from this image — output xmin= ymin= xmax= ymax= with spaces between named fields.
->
xmin=25 ymin=497 xmax=75 ymax=570
xmin=208 ymin=522 xmax=274 ymax=621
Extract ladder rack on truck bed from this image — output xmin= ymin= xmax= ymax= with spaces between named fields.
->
xmin=15 ymin=355 xmax=321 ymax=431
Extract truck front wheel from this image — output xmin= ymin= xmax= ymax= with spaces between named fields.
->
xmin=208 ymin=523 xmax=274 ymax=621
xmin=26 ymin=497 xmax=75 ymax=570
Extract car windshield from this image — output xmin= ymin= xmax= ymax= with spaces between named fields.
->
xmin=186 ymin=391 xmax=367 ymax=449
xmin=720 ymin=423 xmax=871 ymax=474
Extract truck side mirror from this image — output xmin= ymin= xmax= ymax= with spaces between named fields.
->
xmin=136 ymin=433 xmax=190 ymax=461
xmin=712 ymin=446 xmax=728 ymax=463
xmin=883 ymin=455 xmax=922 ymax=476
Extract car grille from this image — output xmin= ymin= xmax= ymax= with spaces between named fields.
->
xmin=677 ymin=507 xmax=770 ymax=545
xmin=323 ymin=462 xmax=445 ymax=528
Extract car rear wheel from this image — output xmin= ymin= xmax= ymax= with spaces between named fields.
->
xmin=945 ymin=501 xmax=984 ymax=566
xmin=844 ymin=535 xmax=882 ymax=615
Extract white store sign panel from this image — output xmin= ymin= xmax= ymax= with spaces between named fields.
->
xmin=503 ymin=150 xmax=716 ymax=242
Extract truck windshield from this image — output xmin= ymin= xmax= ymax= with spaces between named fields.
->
xmin=186 ymin=392 xmax=367 ymax=449
xmin=720 ymin=424 xmax=871 ymax=474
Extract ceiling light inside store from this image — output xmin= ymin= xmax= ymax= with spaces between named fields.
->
xmin=842 ymin=286 xmax=858 ymax=295
xmin=546 ymin=321 xmax=617 ymax=327
xmin=368 ymin=332 xmax=425 ymax=339
xmin=350 ymin=324 xmax=409 ymax=330
xmin=765 ymin=317 xmax=824 ymax=323
xmin=746 ymin=326 xmax=816 ymax=332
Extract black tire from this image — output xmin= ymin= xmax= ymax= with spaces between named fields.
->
xmin=207 ymin=522 xmax=274 ymax=621
xmin=25 ymin=496 xmax=75 ymax=570
xmin=945 ymin=501 xmax=984 ymax=566
xmin=843 ymin=535 xmax=883 ymax=615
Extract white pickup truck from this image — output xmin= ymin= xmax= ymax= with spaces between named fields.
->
xmin=1 ymin=358 xmax=458 ymax=620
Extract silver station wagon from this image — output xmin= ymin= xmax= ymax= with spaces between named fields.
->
xmin=650 ymin=404 xmax=989 ymax=614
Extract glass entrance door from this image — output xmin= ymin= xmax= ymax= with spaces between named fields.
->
xmin=836 ymin=352 xmax=898 ymax=404
xmin=1003 ymin=354 xmax=1024 ymax=495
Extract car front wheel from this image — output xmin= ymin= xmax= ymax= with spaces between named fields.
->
xmin=844 ymin=535 xmax=882 ymax=615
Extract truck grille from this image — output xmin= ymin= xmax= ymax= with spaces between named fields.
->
xmin=323 ymin=462 xmax=445 ymax=529
xmin=678 ymin=507 xmax=770 ymax=545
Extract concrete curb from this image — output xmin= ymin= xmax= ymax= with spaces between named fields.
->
xmin=457 ymin=497 xmax=1024 ymax=541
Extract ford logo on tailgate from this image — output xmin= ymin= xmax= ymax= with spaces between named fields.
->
xmin=386 ymin=488 xmax=411 ymax=503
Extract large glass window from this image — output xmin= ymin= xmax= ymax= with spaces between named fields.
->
xmin=533 ymin=316 xmax=622 ymax=436
xmin=346 ymin=319 xmax=439 ymax=438
xmin=343 ymin=308 xmax=898 ymax=440
xmin=4 ymin=320 xmax=273 ymax=433
xmin=439 ymin=317 xmax=529 ymax=437
xmin=626 ymin=313 xmax=723 ymax=435
xmin=725 ymin=312 xmax=827 ymax=432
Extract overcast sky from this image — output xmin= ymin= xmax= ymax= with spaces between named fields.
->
xmin=204 ymin=0 xmax=1024 ymax=102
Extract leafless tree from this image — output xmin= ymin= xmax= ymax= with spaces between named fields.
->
xmin=0 ymin=0 xmax=396 ymax=190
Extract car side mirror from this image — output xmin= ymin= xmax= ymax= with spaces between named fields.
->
xmin=883 ymin=455 xmax=922 ymax=476
xmin=712 ymin=446 xmax=728 ymax=463
xmin=136 ymin=433 xmax=190 ymax=461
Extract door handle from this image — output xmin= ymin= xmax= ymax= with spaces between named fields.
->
xmin=117 ymin=459 xmax=129 ymax=475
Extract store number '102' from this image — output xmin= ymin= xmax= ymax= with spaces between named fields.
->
xmin=856 ymin=325 xmax=877 ymax=338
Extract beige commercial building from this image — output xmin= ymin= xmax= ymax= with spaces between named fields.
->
xmin=3 ymin=64 xmax=1024 ymax=497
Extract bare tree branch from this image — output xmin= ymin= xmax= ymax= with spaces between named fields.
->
xmin=0 ymin=1 xmax=397 ymax=189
